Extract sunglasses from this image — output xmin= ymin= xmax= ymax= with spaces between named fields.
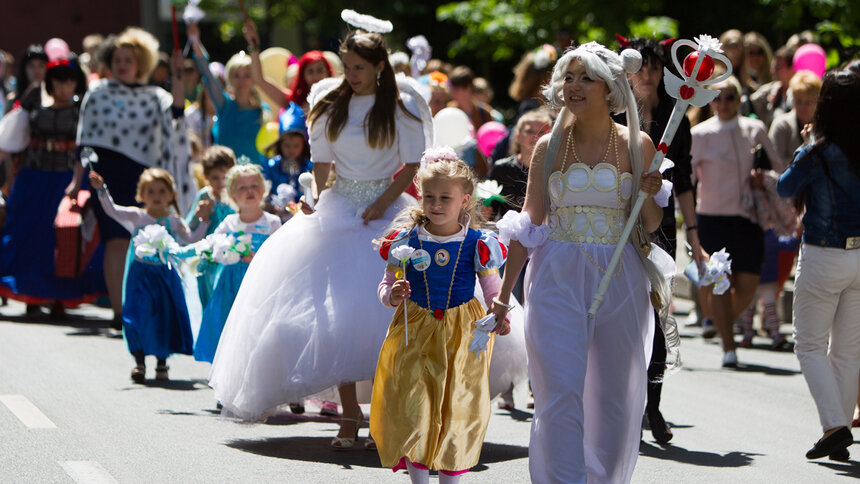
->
xmin=713 ymin=93 xmax=738 ymax=103
xmin=748 ymin=48 xmax=764 ymax=57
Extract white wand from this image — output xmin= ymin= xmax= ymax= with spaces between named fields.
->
xmin=587 ymin=35 xmax=733 ymax=319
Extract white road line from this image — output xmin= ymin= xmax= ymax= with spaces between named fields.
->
xmin=60 ymin=461 xmax=118 ymax=484
xmin=0 ymin=394 xmax=56 ymax=428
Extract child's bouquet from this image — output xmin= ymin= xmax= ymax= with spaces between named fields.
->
xmin=195 ymin=232 xmax=253 ymax=266
xmin=684 ymin=248 xmax=732 ymax=295
xmin=269 ymin=183 xmax=300 ymax=220
xmin=132 ymin=224 xmax=181 ymax=267
xmin=475 ymin=179 xmax=505 ymax=207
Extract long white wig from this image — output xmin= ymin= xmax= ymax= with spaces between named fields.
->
xmin=541 ymin=42 xmax=677 ymax=364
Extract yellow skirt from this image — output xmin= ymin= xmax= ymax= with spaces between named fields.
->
xmin=370 ymin=297 xmax=494 ymax=471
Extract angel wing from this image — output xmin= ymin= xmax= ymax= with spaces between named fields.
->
xmin=663 ymin=68 xmax=719 ymax=107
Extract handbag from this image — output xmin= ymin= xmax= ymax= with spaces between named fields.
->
xmin=731 ymin=133 xmax=798 ymax=236
xmin=55 ymin=192 xmax=100 ymax=278
xmin=742 ymin=169 xmax=799 ymax=236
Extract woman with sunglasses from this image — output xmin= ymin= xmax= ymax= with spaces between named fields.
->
xmin=691 ymin=75 xmax=782 ymax=368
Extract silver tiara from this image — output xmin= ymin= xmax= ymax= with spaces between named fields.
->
xmin=579 ymin=41 xmax=606 ymax=54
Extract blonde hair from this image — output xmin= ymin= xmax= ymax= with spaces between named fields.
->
xmin=744 ymin=31 xmax=774 ymax=86
xmin=225 ymin=52 xmax=260 ymax=107
xmin=116 ymin=27 xmax=159 ymax=83
xmin=509 ymin=108 xmax=554 ymax=155
xmin=225 ymin=164 xmax=270 ymax=211
xmin=136 ymin=168 xmax=180 ymax=214
xmin=385 ymin=159 xmax=484 ymax=241
xmin=789 ymin=70 xmax=822 ymax=97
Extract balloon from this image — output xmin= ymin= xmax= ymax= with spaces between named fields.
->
xmin=44 ymin=38 xmax=70 ymax=61
xmin=433 ymin=108 xmax=474 ymax=150
xmin=256 ymin=122 xmax=280 ymax=156
xmin=476 ymin=121 xmax=508 ymax=157
xmin=322 ymin=51 xmax=343 ymax=77
xmin=259 ymin=47 xmax=293 ymax=108
xmin=793 ymin=44 xmax=826 ymax=79
xmin=208 ymin=61 xmax=225 ymax=81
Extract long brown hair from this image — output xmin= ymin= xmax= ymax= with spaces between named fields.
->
xmin=308 ymin=30 xmax=418 ymax=149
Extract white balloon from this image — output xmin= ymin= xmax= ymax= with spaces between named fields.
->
xmin=433 ymin=107 xmax=474 ymax=150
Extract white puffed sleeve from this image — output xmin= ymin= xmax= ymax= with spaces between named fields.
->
xmin=309 ymin=113 xmax=334 ymax=163
xmin=496 ymin=210 xmax=549 ymax=248
xmin=396 ymin=92 xmax=428 ymax=165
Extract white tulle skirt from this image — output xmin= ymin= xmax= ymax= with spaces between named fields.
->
xmin=524 ymin=240 xmax=656 ymax=484
xmin=209 ymin=187 xmax=413 ymax=421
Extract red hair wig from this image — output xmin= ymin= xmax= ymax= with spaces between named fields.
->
xmin=290 ymin=50 xmax=334 ymax=107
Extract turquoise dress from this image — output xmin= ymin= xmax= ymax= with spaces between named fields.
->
xmin=193 ymin=53 xmax=267 ymax=165
xmin=194 ymin=213 xmax=280 ymax=363
xmin=185 ymin=187 xmax=234 ymax=308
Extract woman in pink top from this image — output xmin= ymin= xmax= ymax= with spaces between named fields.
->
xmin=691 ymin=75 xmax=782 ymax=368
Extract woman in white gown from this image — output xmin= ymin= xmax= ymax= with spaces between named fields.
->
xmin=492 ymin=42 xmax=671 ymax=483
xmin=208 ymin=29 xmax=433 ymax=448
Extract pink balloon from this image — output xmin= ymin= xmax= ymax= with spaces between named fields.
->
xmin=476 ymin=121 xmax=508 ymax=157
xmin=793 ymin=44 xmax=826 ymax=79
xmin=44 ymin=38 xmax=70 ymax=61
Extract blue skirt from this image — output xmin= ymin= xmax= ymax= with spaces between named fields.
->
xmin=123 ymin=260 xmax=193 ymax=359
xmin=194 ymin=262 xmax=248 ymax=363
xmin=0 ymin=168 xmax=105 ymax=304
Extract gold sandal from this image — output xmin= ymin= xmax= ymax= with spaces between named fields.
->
xmin=330 ymin=414 xmax=363 ymax=450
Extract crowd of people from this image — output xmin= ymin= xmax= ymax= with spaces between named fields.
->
xmin=0 ymin=12 xmax=858 ymax=483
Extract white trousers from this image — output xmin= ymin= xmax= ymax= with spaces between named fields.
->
xmin=793 ymin=243 xmax=860 ymax=431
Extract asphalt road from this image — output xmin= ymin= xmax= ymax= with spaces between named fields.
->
xmin=1 ymin=299 xmax=858 ymax=483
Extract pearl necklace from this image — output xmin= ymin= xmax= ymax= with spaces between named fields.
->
xmin=560 ymin=119 xmax=623 ymax=276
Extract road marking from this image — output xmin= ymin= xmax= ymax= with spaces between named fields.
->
xmin=0 ymin=395 xmax=56 ymax=428
xmin=60 ymin=461 xmax=118 ymax=484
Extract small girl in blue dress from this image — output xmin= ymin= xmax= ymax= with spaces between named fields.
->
xmin=370 ymin=152 xmax=510 ymax=481
xmin=263 ymin=111 xmax=312 ymax=210
xmin=89 ymin=168 xmax=210 ymax=383
xmin=186 ymin=145 xmax=236 ymax=308
xmin=195 ymin=164 xmax=281 ymax=364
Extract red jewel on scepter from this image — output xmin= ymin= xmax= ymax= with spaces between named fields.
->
xmin=683 ymin=51 xmax=715 ymax=81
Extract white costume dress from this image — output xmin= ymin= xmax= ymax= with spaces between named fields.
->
xmin=521 ymin=163 xmax=655 ymax=484
xmin=209 ymin=86 xmax=431 ymax=421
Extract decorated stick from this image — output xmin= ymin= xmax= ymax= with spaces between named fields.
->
xmin=237 ymin=0 xmax=250 ymax=23
xmin=587 ymin=35 xmax=732 ymax=320
xmin=297 ymin=172 xmax=315 ymax=210
xmin=170 ymin=2 xmax=181 ymax=52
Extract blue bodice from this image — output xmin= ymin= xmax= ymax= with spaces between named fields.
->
xmin=404 ymin=229 xmax=480 ymax=311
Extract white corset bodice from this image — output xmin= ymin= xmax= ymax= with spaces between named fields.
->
xmin=547 ymin=163 xmax=633 ymax=245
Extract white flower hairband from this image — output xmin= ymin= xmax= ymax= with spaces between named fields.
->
xmin=421 ymin=146 xmax=460 ymax=164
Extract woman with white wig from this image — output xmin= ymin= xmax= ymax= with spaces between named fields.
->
xmin=491 ymin=42 xmax=672 ymax=483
